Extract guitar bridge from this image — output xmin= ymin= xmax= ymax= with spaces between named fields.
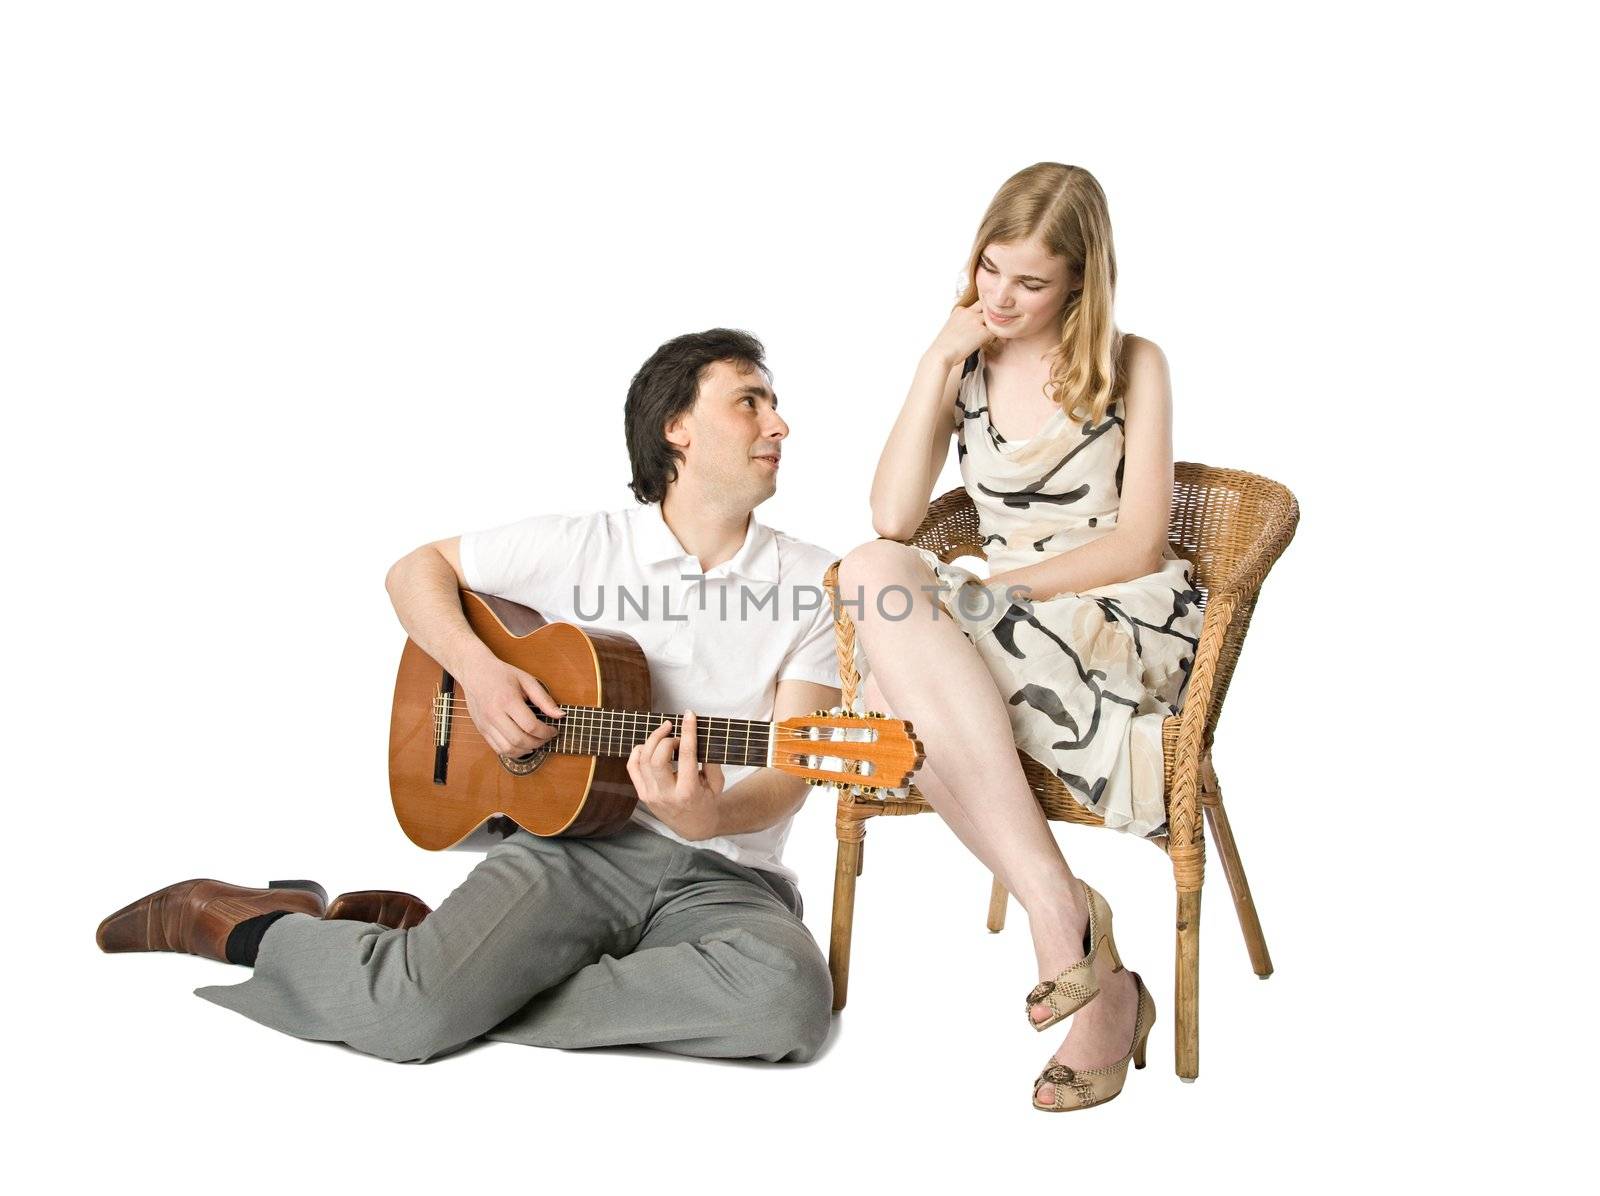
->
xmin=433 ymin=671 xmax=455 ymax=784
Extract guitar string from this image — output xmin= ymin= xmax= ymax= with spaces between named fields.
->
xmin=426 ymin=719 xmax=840 ymax=744
xmin=423 ymin=725 xmax=864 ymax=760
xmin=431 ymin=697 xmax=878 ymax=732
xmin=424 ymin=718 xmax=768 ymax=750
xmin=428 ymin=698 xmax=870 ymax=739
xmin=432 ymin=695 xmax=876 ymax=721
xmin=420 ymin=718 xmax=867 ymax=753
xmin=412 ymin=723 xmax=877 ymax=779
xmin=418 ymin=707 xmax=880 ymax=766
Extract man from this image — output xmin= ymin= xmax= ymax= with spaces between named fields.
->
xmin=96 ymin=328 xmax=842 ymax=1064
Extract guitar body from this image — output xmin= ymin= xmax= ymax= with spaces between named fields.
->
xmin=389 ymin=592 xmax=651 ymax=849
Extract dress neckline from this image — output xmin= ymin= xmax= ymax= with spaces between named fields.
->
xmin=974 ymin=351 xmax=1067 ymax=448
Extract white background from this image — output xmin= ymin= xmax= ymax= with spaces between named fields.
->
xmin=3 ymin=1 xmax=1591 ymax=1191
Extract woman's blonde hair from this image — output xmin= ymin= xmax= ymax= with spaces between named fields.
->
xmin=957 ymin=163 xmax=1124 ymax=433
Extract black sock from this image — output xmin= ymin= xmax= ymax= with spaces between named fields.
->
xmin=225 ymin=910 xmax=293 ymax=966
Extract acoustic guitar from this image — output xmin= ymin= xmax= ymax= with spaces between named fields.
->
xmin=388 ymin=590 xmax=924 ymax=850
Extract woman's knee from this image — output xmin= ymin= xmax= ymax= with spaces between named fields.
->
xmin=838 ymin=540 xmax=932 ymax=622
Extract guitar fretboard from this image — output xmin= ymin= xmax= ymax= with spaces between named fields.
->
xmin=540 ymin=705 xmax=773 ymax=768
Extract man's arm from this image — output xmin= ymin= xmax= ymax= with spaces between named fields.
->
xmin=711 ymin=678 xmax=843 ymax=835
xmin=385 ymin=538 xmax=495 ymax=680
xmin=628 ymin=678 xmax=842 ymax=841
xmin=385 ymin=537 xmax=563 ymax=757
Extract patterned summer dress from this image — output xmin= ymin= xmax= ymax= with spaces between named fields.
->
xmin=887 ymin=349 xmax=1205 ymax=838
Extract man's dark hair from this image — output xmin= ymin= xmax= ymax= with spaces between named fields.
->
xmin=625 ymin=328 xmax=768 ymax=504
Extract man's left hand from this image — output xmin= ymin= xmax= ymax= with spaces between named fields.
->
xmin=627 ymin=710 xmax=725 ymax=841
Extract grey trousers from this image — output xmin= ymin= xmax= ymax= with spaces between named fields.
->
xmin=195 ymin=823 xmax=833 ymax=1064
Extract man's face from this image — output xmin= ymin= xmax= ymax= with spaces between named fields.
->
xmin=666 ymin=358 xmax=788 ymax=507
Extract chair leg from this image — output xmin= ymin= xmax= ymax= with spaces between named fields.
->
xmin=986 ymin=876 xmax=1008 ymax=932
xmin=1202 ymin=762 xmax=1273 ymax=978
xmin=1175 ymin=888 xmax=1201 ymax=1081
xmin=856 ymin=838 xmax=864 ymax=877
xmin=829 ymin=817 xmax=866 ymax=1012
xmin=1204 ymin=799 xmax=1273 ymax=978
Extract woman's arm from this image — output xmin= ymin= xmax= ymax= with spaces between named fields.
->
xmin=987 ymin=337 xmax=1175 ymax=601
xmin=870 ymin=302 xmax=993 ymax=540
xmin=868 ymin=352 xmax=963 ymax=539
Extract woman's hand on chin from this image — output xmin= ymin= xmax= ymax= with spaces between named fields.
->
xmin=928 ymin=299 xmax=995 ymax=369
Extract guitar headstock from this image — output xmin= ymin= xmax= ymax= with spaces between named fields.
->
xmin=773 ymin=707 xmax=925 ymax=794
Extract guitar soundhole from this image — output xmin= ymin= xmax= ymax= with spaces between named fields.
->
xmin=499 ymin=689 xmax=556 ymax=775
xmin=499 ymin=747 xmax=550 ymax=777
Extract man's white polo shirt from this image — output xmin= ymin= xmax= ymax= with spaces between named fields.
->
xmin=458 ymin=502 xmax=840 ymax=882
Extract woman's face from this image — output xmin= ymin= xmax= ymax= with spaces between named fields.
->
xmin=974 ymin=236 xmax=1079 ymax=341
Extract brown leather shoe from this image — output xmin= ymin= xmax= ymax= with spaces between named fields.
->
xmin=95 ymin=878 xmax=328 ymax=962
xmin=324 ymin=889 xmax=431 ymax=929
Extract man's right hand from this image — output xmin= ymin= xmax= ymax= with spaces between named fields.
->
xmin=460 ymin=657 xmax=564 ymax=757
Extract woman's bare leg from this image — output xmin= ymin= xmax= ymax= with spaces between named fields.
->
xmin=842 ymin=541 xmax=1138 ymax=1090
xmin=859 ymin=673 xmax=1009 ymax=875
xmin=841 ymin=542 xmax=1071 ymax=904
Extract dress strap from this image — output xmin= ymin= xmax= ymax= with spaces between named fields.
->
xmin=961 ymin=350 xmax=980 ymax=378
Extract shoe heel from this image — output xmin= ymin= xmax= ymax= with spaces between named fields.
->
xmin=1085 ymin=885 xmax=1125 ymax=974
xmin=1132 ymin=977 xmax=1156 ymax=1070
xmin=269 ymin=879 xmax=328 ymax=904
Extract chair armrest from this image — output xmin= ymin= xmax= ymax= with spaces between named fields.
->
xmin=907 ymin=487 xmax=986 ymax=562
xmin=1164 ymin=590 xmax=1240 ymax=889
xmin=1201 ymin=487 xmax=1301 ymax=612
xmin=1165 ymin=488 xmax=1298 ymax=889
xmin=823 ymin=560 xmax=862 ymax=713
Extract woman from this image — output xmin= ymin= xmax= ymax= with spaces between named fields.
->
xmin=839 ymin=162 xmax=1204 ymax=1111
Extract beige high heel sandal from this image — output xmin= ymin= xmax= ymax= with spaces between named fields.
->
xmin=1025 ymin=881 xmax=1122 ymax=1031
xmin=1031 ymin=972 xmax=1157 ymax=1112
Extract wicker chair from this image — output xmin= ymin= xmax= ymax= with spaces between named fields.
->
xmin=820 ymin=462 xmax=1299 ymax=1081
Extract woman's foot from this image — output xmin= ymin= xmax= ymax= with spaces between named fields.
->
xmin=1026 ymin=882 xmax=1141 ymax=1108
xmin=1025 ymin=877 xmax=1105 ymax=1029
xmin=1033 ymin=966 xmax=1140 ymax=1107
xmin=1033 ymin=972 xmax=1156 ymax=1112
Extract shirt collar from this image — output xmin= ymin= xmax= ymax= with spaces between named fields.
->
xmin=632 ymin=503 xmax=780 ymax=584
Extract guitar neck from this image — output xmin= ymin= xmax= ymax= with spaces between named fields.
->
xmin=542 ymin=706 xmax=774 ymax=769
